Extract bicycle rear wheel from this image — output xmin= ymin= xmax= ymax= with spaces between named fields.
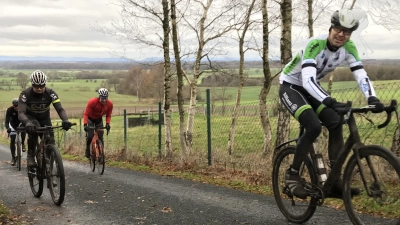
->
xmin=96 ymin=140 xmax=105 ymax=175
xmin=343 ymin=145 xmax=400 ymax=225
xmin=272 ymin=146 xmax=318 ymax=224
xmin=47 ymin=144 xmax=66 ymax=205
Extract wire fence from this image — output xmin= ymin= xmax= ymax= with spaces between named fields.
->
xmin=1 ymin=82 xmax=399 ymax=175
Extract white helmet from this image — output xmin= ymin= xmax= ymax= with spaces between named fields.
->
xmin=30 ymin=70 xmax=47 ymax=85
xmin=98 ymin=88 xmax=109 ymax=98
xmin=331 ymin=9 xmax=364 ymax=31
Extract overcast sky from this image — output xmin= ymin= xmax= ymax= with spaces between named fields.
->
xmin=0 ymin=0 xmax=399 ymax=60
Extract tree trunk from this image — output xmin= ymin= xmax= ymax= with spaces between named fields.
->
xmin=274 ymin=0 xmax=292 ymax=152
xmin=259 ymin=0 xmax=273 ymax=157
xmin=227 ymin=0 xmax=256 ymax=155
xmin=170 ymin=0 xmax=187 ymax=154
xmin=162 ymin=0 xmax=173 ymax=158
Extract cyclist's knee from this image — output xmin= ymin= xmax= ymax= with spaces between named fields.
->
xmin=298 ymin=109 xmax=322 ymax=139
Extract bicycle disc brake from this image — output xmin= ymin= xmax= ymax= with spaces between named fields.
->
xmin=369 ymin=181 xmax=388 ymax=205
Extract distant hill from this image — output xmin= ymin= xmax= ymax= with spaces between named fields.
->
xmin=0 ymin=56 xmax=131 ymax=62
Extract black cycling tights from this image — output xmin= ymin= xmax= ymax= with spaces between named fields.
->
xmin=291 ymin=108 xmax=344 ymax=170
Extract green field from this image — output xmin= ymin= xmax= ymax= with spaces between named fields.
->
xmin=1 ymin=68 xmax=400 ymax=110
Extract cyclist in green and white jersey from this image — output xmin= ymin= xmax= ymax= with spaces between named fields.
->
xmin=278 ymin=9 xmax=384 ymax=199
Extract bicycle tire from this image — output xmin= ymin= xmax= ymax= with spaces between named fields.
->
xmin=47 ymin=144 xmax=66 ymax=205
xmin=16 ymin=141 xmax=21 ymax=171
xmin=272 ymin=146 xmax=318 ymax=224
xmin=90 ymin=143 xmax=96 ymax=172
xmin=343 ymin=145 xmax=400 ymax=225
xmin=28 ymin=164 xmax=44 ymax=198
xmin=96 ymin=140 xmax=105 ymax=175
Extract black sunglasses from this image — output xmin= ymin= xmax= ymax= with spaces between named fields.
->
xmin=32 ymin=84 xmax=46 ymax=89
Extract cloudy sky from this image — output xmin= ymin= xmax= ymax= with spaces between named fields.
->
xmin=0 ymin=0 xmax=399 ymax=60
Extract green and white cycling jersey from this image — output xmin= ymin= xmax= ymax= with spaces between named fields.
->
xmin=279 ymin=34 xmax=376 ymax=102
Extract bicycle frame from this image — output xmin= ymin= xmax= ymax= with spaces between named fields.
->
xmin=87 ymin=126 xmax=107 ymax=159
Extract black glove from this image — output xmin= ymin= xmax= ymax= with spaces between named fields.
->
xmin=25 ymin=122 xmax=36 ymax=133
xmin=6 ymin=128 xmax=11 ymax=133
xmin=84 ymin=124 xmax=88 ymax=132
xmin=368 ymin=96 xmax=384 ymax=113
xmin=322 ymin=97 xmax=347 ymax=109
xmin=105 ymin=123 xmax=111 ymax=132
xmin=62 ymin=121 xmax=72 ymax=131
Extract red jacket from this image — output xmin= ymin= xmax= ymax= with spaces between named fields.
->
xmin=83 ymin=98 xmax=113 ymax=124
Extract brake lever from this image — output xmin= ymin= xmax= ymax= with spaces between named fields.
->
xmin=377 ymin=100 xmax=397 ymax=129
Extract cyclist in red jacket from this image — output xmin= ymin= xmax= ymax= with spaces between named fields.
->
xmin=83 ymin=88 xmax=113 ymax=158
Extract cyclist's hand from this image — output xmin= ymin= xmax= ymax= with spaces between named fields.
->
xmin=6 ymin=128 xmax=11 ymax=134
xmin=105 ymin=123 xmax=110 ymax=133
xmin=368 ymin=96 xmax=384 ymax=113
xmin=25 ymin=122 xmax=36 ymax=133
xmin=62 ymin=121 xmax=72 ymax=131
xmin=322 ymin=97 xmax=347 ymax=109
xmin=84 ymin=124 xmax=88 ymax=132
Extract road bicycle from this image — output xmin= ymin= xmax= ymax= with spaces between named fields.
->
xmin=25 ymin=123 xmax=76 ymax=206
xmin=272 ymin=100 xmax=400 ymax=225
xmin=87 ymin=126 xmax=108 ymax=175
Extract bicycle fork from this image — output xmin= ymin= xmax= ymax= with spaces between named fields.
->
xmin=354 ymin=150 xmax=380 ymax=198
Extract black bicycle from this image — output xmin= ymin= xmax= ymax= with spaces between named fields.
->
xmin=272 ymin=100 xmax=400 ymax=225
xmin=25 ymin=123 xmax=76 ymax=206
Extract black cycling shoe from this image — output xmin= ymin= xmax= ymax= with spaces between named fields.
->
xmin=285 ymin=167 xmax=308 ymax=199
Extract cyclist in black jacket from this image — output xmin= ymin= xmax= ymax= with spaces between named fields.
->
xmin=5 ymin=98 xmax=26 ymax=165
xmin=18 ymin=70 xmax=73 ymax=168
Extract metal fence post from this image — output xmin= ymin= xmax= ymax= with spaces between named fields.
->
xmin=158 ymin=102 xmax=162 ymax=159
xmin=206 ymin=89 xmax=212 ymax=166
xmin=124 ymin=109 xmax=127 ymax=150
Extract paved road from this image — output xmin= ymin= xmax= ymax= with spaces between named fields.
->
xmin=0 ymin=143 xmax=393 ymax=225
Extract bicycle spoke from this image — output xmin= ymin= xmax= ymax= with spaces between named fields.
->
xmin=343 ymin=146 xmax=400 ymax=225
xmin=272 ymin=146 xmax=317 ymax=223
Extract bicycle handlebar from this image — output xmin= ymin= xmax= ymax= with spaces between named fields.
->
xmin=16 ymin=123 xmax=77 ymax=132
xmin=334 ymin=99 xmax=398 ymax=129
xmin=86 ymin=126 xmax=110 ymax=135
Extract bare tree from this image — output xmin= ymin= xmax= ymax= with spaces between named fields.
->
xmin=170 ymin=0 xmax=187 ymax=155
xmin=274 ymin=0 xmax=292 ymax=151
xmin=180 ymin=0 xmax=237 ymax=153
xmin=16 ymin=72 xmax=29 ymax=89
xmin=259 ymin=0 xmax=279 ymax=157
xmin=227 ymin=0 xmax=257 ymax=155
xmin=95 ymin=0 xmax=175 ymax=156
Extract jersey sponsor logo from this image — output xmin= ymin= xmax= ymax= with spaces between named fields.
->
xmin=50 ymin=93 xmax=58 ymax=100
xmin=321 ymin=53 xmax=325 ymax=59
xmin=308 ymin=42 xmax=319 ymax=54
xmin=362 ymin=81 xmax=370 ymax=92
xmin=283 ymin=92 xmax=297 ymax=112
xmin=291 ymin=104 xmax=298 ymax=112
xmin=21 ymin=95 xmax=27 ymax=102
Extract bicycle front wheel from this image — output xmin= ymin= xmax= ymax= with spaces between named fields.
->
xmin=28 ymin=164 xmax=43 ymax=197
xmin=272 ymin=146 xmax=318 ymax=224
xmin=47 ymin=145 xmax=66 ymax=205
xmin=96 ymin=140 xmax=105 ymax=175
xmin=343 ymin=145 xmax=400 ymax=225
xmin=90 ymin=144 xmax=96 ymax=172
